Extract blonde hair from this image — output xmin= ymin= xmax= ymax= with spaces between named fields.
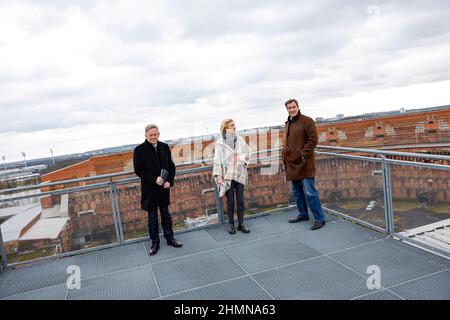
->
xmin=220 ymin=119 xmax=234 ymax=135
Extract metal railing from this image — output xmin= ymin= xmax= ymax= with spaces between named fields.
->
xmin=0 ymin=157 xmax=286 ymax=269
xmin=0 ymin=224 xmax=7 ymax=272
xmin=316 ymin=146 xmax=450 ymax=258
xmin=0 ymin=164 xmax=227 ymax=270
xmin=1 ymin=145 xmax=449 ymax=270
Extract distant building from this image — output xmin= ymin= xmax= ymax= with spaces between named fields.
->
xmin=0 ymin=165 xmax=46 ymax=186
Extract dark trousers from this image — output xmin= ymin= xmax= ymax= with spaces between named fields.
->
xmin=226 ymin=180 xmax=245 ymax=225
xmin=147 ymin=205 xmax=174 ymax=245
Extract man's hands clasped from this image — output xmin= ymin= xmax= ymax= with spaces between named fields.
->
xmin=156 ymin=176 xmax=171 ymax=189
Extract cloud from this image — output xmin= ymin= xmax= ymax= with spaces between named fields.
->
xmin=1 ymin=0 xmax=450 ymax=161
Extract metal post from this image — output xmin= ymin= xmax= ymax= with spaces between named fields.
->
xmin=21 ymin=151 xmax=27 ymax=169
xmin=214 ymin=182 xmax=225 ymax=224
xmin=385 ymin=160 xmax=395 ymax=235
xmin=108 ymin=183 xmax=123 ymax=245
xmin=50 ymin=149 xmax=55 ymax=167
xmin=112 ymin=185 xmax=125 ymax=243
xmin=380 ymin=156 xmax=395 ymax=235
xmin=0 ymin=224 xmax=8 ymax=271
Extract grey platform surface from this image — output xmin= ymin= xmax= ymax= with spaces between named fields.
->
xmin=1 ymin=209 xmax=449 ymax=300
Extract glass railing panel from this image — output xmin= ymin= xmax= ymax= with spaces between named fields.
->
xmin=316 ymin=155 xmax=386 ymax=230
xmin=1 ymin=186 xmax=118 ymax=264
xmin=242 ymin=160 xmax=291 ymax=218
xmin=390 ymin=164 xmax=450 ymax=233
xmin=115 ymin=169 xmax=220 ymax=241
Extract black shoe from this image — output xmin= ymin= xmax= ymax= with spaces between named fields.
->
xmin=149 ymin=243 xmax=160 ymax=256
xmin=237 ymin=223 xmax=250 ymax=233
xmin=289 ymin=216 xmax=310 ymax=223
xmin=310 ymin=221 xmax=325 ymax=230
xmin=167 ymin=239 xmax=183 ymax=248
xmin=228 ymin=224 xmax=236 ymax=234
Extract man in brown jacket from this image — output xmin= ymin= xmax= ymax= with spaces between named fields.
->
xmin=282 ymin=98 xmax=325 ymax=230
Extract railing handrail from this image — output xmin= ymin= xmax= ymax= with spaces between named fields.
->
xmin=1 ymin=145 xmax=448 ymax=199
xmin=0 ymin=154 xmax=283 ymax=202
xmin=316 ymin=151 xmax=450 ymax=171
xmin=1 ymin=144 xmax=449 ymax=268
xmin=0 ymin=170 xmax=136 ymax=195
xmin=0 ymin=148 xmax=281 ymax=195
xmin=316 ymin=145 xmax=450 ymax=161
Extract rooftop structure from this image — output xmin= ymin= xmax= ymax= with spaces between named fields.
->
xmin=0 ymin=204 xmax=38 ymax=222
xmin=19 ymin=218 xmax=69 ymax=241
xmin=0 ymin=204 xmax=42 ymax=243
xmin=0 ymin=198 xmax=70 ymax=257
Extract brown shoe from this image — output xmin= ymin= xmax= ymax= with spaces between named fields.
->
xmin=310 ymin=221 xmax=325 ymax=230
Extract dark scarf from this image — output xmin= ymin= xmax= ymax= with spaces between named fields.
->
xmin=287 ymin=110 xmax=301 ymax=123
xmin=286 ymin=110 xmax=301 ymax=140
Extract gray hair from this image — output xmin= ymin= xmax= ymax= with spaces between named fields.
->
xmin=145 ymin=124 xmax=159 ymax=133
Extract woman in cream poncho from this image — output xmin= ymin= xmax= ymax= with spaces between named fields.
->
xmin=213 ymin=119 xmax=252 ymax=234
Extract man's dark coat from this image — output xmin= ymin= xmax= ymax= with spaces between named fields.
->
xmin=133 ymin=140 xmax=176 ymax=210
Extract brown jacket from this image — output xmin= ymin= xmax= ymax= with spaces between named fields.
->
xmin=282 ymin=111 xmax=318 ymax=181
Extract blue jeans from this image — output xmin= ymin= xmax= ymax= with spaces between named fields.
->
xmin=291 ymin=179 xmax=324 ymax=223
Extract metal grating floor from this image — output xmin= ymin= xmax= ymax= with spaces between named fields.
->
xmin=1 ymin=209 xmax=449 ymax=300
xmin=166 ymin=276 xmax=273 ymax=300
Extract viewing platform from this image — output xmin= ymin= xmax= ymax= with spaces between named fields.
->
xmin=1 ymin=208 xmax=449 ymax=300
xmin=1 ymin=144 xmax=449 ymax=300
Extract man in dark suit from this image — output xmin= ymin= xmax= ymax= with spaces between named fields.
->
xmin=133 ymin=124 xmax=182 ymax=255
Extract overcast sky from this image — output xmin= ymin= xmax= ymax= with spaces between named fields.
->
xmin=1 ymin=0 xmax=450 ymax=162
